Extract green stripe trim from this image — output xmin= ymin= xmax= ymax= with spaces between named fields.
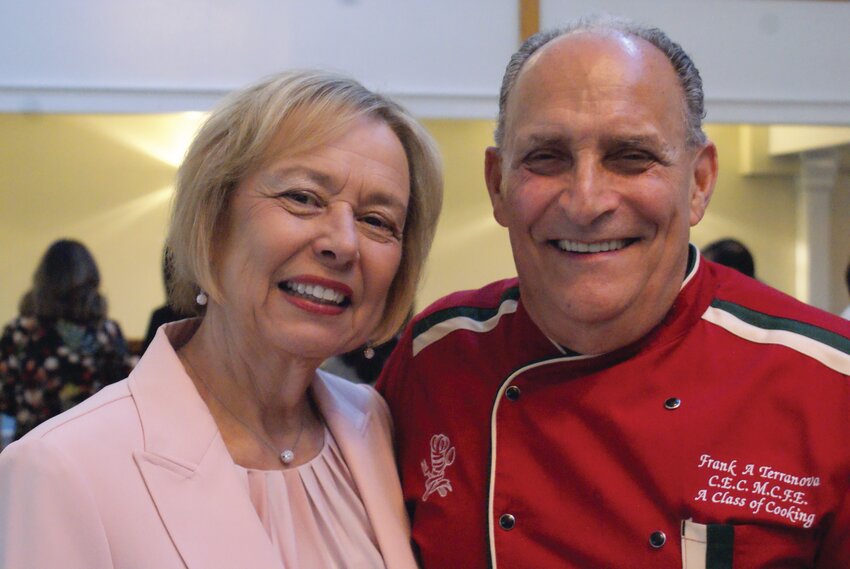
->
xmin=706 ymin=524 xmax=734 ymax=569
xmin=412 ymin=286 xmax=520 ymax=339
xmin=686 ymin=243 xmax=698 ymax=276
xmin=711 ymin=299 xmax=850 ymax=356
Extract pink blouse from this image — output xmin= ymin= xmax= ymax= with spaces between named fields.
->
xmin=235 ymin=427 xmax=387 ymax=568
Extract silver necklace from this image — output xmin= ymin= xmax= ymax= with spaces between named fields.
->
xmin=182 ymin=354 xmax=307 ymax=465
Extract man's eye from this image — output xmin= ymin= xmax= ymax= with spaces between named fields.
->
xmin=527 ymin=151 xmax=559 ymax=163
xmin=524 ymin=151 xmax=567 ymax=175
xmin=609 ymin=150 xmax=657 ymax=172
xmin=621 ymin=151 xmax=653 ymax=161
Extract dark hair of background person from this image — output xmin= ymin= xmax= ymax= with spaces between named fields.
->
xmin=701 ymin=238 xmax=756 ymax=278
xmin=335 ymin=339 xmax=400 ymax=385
xmin=19 ymin=239 xmax=107 ymax=323
xmin=322 ymin=308 xmax=413 ymax=384
xmin=141 ymin=247 xmax=189 ymax=352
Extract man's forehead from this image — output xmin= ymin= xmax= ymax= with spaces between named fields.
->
xmin=504 ymin=30 xmax=686 ymax=146
xmin=526 ymin=30 xmax=643 ymax=70
xmin=518 ymin=30 xmax=672 ymax=94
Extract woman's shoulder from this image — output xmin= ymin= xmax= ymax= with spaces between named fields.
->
xmin=15 ymin=379 xmax=138 ymax=449
xmin=0 ymin=379 xmax=144 ymax=529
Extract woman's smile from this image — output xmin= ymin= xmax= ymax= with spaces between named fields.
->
xmin=278 ymin=276 xmax=353 ymax=315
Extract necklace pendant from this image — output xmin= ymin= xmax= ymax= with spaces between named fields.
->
xmin=280 ymin=449 xmax=295 ymax=464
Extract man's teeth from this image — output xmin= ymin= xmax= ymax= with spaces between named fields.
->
xmin=556 ymin=239 xmax=628 ymax=253
xmin=284 ymin=282 xmax=346 ymax=304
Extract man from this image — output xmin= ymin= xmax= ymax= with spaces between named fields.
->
xmin=378 ymin=16 xmax=850 ymax=568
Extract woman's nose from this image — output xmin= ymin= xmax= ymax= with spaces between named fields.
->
xmin=313 ymin=203 xmax=359 ymax=268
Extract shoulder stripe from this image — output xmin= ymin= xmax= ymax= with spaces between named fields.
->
xmin=412 ymin=287 xmax=520 ymax=357
xmin=703 ymin=300 xmax=850 ymax=375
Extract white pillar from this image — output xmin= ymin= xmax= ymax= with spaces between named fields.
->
xmin=796 ymin=149 xmax=839 ymax=309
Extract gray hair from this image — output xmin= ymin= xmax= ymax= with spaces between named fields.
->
xmin=494 ymin=15 xmax=707 ymax=147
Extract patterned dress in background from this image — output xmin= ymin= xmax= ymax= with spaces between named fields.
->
xmin=0 ymin=316 xmax=136 ymax=440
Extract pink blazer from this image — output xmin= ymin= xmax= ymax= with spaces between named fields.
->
xmin=0 ymin=321 xmax=417 ymax=568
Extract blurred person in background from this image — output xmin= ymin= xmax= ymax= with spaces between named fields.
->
xmin=0 ymin=70 xmax=442 ymax=568
xmin=0 ymin=239 xmax=134 ymax=443
xmin=321 ymin=309 xmax=411 ymax=384
xmin=702 ymin=237 xmax=756 ymax=278
xmin=321 ymin=335 xmax=401 ymax=385
xmin=141 ymin=246 xmax=189 ymax=353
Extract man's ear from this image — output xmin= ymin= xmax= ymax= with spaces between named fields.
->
xmin=689 ymin=141 xmax=718 ymax=227
xmin=485 ymin=146 xmax=508 ymax=227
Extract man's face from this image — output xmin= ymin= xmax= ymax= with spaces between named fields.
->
xmin=485 ymin=32 xmax=717 ymax=353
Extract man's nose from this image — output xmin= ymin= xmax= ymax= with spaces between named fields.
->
xmin=313 ymin=203 xmax=359 ymax=269
xmin=557 ymin=159 xmax=620 ymax=226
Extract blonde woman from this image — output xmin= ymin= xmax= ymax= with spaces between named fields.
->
xmin=0 ymin=71 xmax=442 ymax=569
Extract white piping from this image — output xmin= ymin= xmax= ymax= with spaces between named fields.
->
xmin=486 ymin=352 xmax=597 ymax=567
xmin=413 ymin=299 xmax=518 ymax=357
xmin=702 ymin=306 xmax=850 ymax=375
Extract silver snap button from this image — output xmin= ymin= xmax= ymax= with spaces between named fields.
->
xmin=649 ymin=530 xmax=666 ymax=548
xmin=499 ymin=514 xmax=516 ymax=530
xmin=663 ymin=397 xmax=681 ymax=410
xmin=506 ymin=386 xmax=521 ymax=401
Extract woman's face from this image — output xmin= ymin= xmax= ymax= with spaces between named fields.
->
xmin=210 ymin=117 xmax=410 ymax=360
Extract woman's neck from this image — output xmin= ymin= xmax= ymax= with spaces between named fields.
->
xmin=177 ymin=313 xmax=324 ymax=469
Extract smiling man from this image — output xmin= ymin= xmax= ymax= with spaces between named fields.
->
xmin=378 ymin=16 xmax=850 ymax=569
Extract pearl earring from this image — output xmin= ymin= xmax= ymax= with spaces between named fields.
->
xmin=196 ymin=291 xmax=208 ymax=306
xmin=363 ymin=343 xmax=375 ymax=360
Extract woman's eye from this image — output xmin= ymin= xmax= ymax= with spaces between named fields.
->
xmin=360 ymin=214 xmax=401 ymax=240
xmin=281 ymin=190 xmax=322 ymax=209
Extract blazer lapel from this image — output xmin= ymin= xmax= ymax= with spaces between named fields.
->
xmin=313 ymin=371 xmax=417 ymax=569
xmin=129 ymin=322 xmax=283 ymax=569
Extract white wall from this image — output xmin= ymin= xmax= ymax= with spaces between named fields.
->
xmin=542 ymin=0 xmax=850 ymax=125
xmin=2 ymin=1 xmax=850 ymax=124
xmin=0 ymin=0 xmax=516 ymax=118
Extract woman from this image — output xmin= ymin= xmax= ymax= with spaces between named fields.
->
xmin=0 ymin=239 xmax=134 ymax=442
xmin=0 ymin=71 xmax=442 ymax=568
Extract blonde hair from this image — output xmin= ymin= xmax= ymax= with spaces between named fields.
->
xmin=168 ymin=70 xmax=442 ymax=344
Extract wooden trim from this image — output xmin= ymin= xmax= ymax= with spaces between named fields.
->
xmin=519 ymin=0 xmax=540 ymax=43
